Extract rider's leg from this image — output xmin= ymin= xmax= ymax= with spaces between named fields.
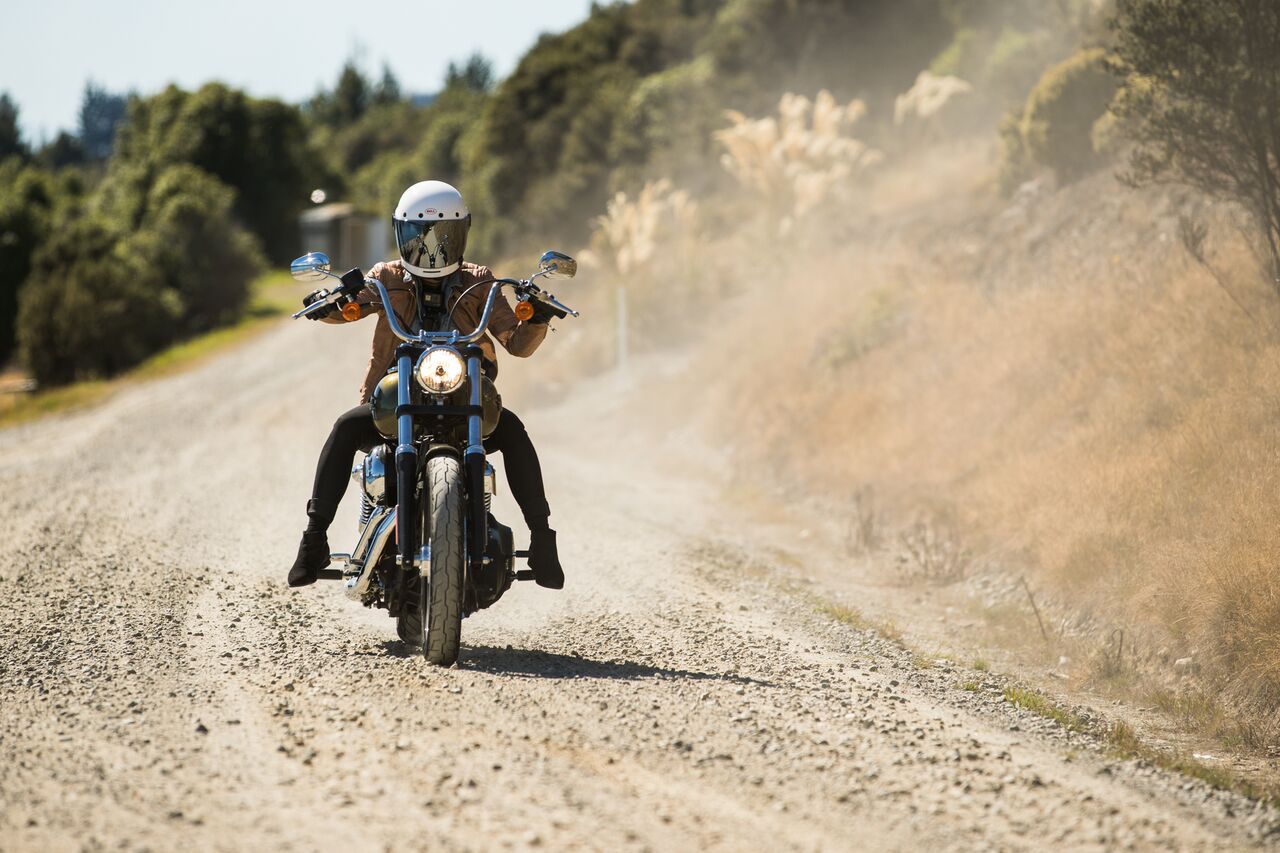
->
xmin=483 ymin=407 xmax=563 ymax=589
xmin=288 ymin=405 xmax=380 ymax=587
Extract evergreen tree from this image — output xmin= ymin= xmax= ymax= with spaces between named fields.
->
xmin=77 ymin=83 xmax=128 ymax=160
xmin=0 ymin=93 xmax=26 ymax=162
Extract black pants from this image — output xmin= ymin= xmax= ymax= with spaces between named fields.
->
xmin=308 ymin=405 xmax=550 ymax=529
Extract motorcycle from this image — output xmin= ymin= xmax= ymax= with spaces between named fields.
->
xmin=289 ymin=250 xmax=580 ymax=665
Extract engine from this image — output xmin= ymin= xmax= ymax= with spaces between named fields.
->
xmin=468 ymin=516 xmax=515 ymax=613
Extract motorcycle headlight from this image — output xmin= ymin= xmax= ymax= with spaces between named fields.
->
xmin=415 ymin=347 xmax=466 ymax=395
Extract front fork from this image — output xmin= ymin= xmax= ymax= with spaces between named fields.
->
xmin=395 ymin=349 xmax=417 ymax=576
xmin=394 ymin=346 xmax=488 ymax=587
xmin=463 ymin=348 xmax=488 ymax=565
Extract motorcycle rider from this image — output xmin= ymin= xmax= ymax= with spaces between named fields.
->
xmin=287 ymin=180 xmax=564 ymax=590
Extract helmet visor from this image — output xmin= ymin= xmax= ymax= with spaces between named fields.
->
xmin=395 ymin=218 xmax=469 ymax=274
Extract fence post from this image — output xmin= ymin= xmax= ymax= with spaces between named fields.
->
xmin=617 ymin=284 xmax=629 ymax=385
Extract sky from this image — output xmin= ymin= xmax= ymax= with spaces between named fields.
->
xmin=1 ymin=0 xmax=596 ymax=142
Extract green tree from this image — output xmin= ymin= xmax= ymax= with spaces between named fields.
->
xmin=0 ymin=163 xmax=65 ymax=362
xmin=122 ymin=164 xmax=264 ymax=335
xmin=77 ymin=83 xmax=128 ymax=160
xmin=445 ymin=54 xmax=495 ymax=93
xmin=16 ymin=215 xmax=176 ymax=385
xmin=16 ymin=162 xmax=263 ymax=385
xmin=37 ymin=132 xmax=85 ymax=169
xmin=0 ymin=93 xmax=27 ymax=162
xmin=372 ymin=64 xmax=402 ymax=106
xmin=463 ymin=2 xmax=679 ymax=252
xmin=311 ymin=61 xmax=373 ymax=125
xmin=1112 ymin=0 xmax=1280 ymax=280
xmin=1020 ymin=48 xmax=1117 ymax=184
xmin=113 ymin=83 xmax=323 ymax=261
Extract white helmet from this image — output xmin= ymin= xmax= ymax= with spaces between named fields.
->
xmin=393 ymin=180 xmax=471 ymax=278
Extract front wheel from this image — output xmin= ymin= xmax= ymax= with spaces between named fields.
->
xmin=420 ymin=454 xmax=464 ymax=665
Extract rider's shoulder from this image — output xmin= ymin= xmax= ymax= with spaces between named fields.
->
xmin=459 ymin=261 xmax=494 ymax=283
xmin=369 ymin=259 xmax=407 ymax=284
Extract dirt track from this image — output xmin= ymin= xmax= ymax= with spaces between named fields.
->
xmin=1 ymin=317 xmax=1276 ymax=851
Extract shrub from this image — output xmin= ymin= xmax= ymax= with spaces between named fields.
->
xmin=0 ymin=163 xmax=64 ymax=363
xmin=15 ymin=164 xmax=262 ymax=385
xmin=16 ymin=216 xmax=177 ymax=385
xmin=1019 ymin=48 xmax=1118 ymax=184
xmin=121 ymin=164 xmax=264 ymax=336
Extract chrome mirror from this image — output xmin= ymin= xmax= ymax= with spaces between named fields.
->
xmin=537 ymin=250 xmax=577 ymax=280
xmin=290 ymin=252 xmax=332 ymax=283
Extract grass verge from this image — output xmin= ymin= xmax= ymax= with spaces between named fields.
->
xmin=808 ymin=584 xmax=1280 ymax=807
xmin=1003 ymin=686 xmax=1088 ymax=733
xmin=0 ymin=273 xmax=296 ymax=429
xmin=814 ymin=600 xmax=905 ymax=645
xmin=1105 ymin=719 xmax=1279 ymax=805
xmin=1003 ymin=683 xmax=1280 ymax=806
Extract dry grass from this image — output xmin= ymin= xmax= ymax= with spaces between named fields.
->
xmin=584 ymin=178 xmax=698 ymax=277
xmin=715 ymin=90 xmax=882 ymax=229
xmin=684 ymin=140 xmax=1280 ymax=747
xmin=544 ymin=83 xmax=1280 ymax=756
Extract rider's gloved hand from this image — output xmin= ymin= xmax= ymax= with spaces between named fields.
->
xmin=302 ymin=289 xmax=339 ymax=321
xmin=527 ymin=298 xmax=560 ymax=325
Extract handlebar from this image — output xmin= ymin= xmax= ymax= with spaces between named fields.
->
xmin=365 ymin=276 xmax=578 ymax=346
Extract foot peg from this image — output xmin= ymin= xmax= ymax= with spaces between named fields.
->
xmin=317 ymin=553 xmax=350 ymax=581
xmin=514 ymin=551 xmax=534 ymax=581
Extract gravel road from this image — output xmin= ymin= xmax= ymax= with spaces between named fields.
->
xmin=1 ymin=317 xmax=1276 ymax=851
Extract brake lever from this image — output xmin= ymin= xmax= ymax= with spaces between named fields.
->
xmin=292 ymin=294 xmax=333 ymax=320
xmin=541 ymin=293 xmax=579 ymax=318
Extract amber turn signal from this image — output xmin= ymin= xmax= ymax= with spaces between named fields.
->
xmin=341 ymin=302 xmax=362 ymax=322
xmin=514 ymin=300 xmax=534 ymax=322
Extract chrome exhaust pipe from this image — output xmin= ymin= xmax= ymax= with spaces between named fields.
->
xmin=342 ymin=506 xmax=397 ymax=602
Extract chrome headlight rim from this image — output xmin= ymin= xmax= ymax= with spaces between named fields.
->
xmin=414 ymin=346 xmax=466 ymax=395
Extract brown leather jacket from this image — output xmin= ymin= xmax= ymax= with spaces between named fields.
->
xmin=323 ymin=259 xmax=548 ymax=403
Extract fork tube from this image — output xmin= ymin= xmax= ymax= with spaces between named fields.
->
xmin=395 ymin=352 xmax=416 ymax=570
xmin=464 ymin=354 xmax=487 ymax=560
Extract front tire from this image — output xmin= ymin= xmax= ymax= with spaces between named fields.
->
xmin=420 ymin=454 xmax=464 ymax=665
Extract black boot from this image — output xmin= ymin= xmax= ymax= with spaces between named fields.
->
xmin=287 ymin=499 xmax=336 ymax=587
xmin=527 ymin=527 xmax=564 ymax=590
xmin=287 ymin=531 xmax=330 ymax=587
